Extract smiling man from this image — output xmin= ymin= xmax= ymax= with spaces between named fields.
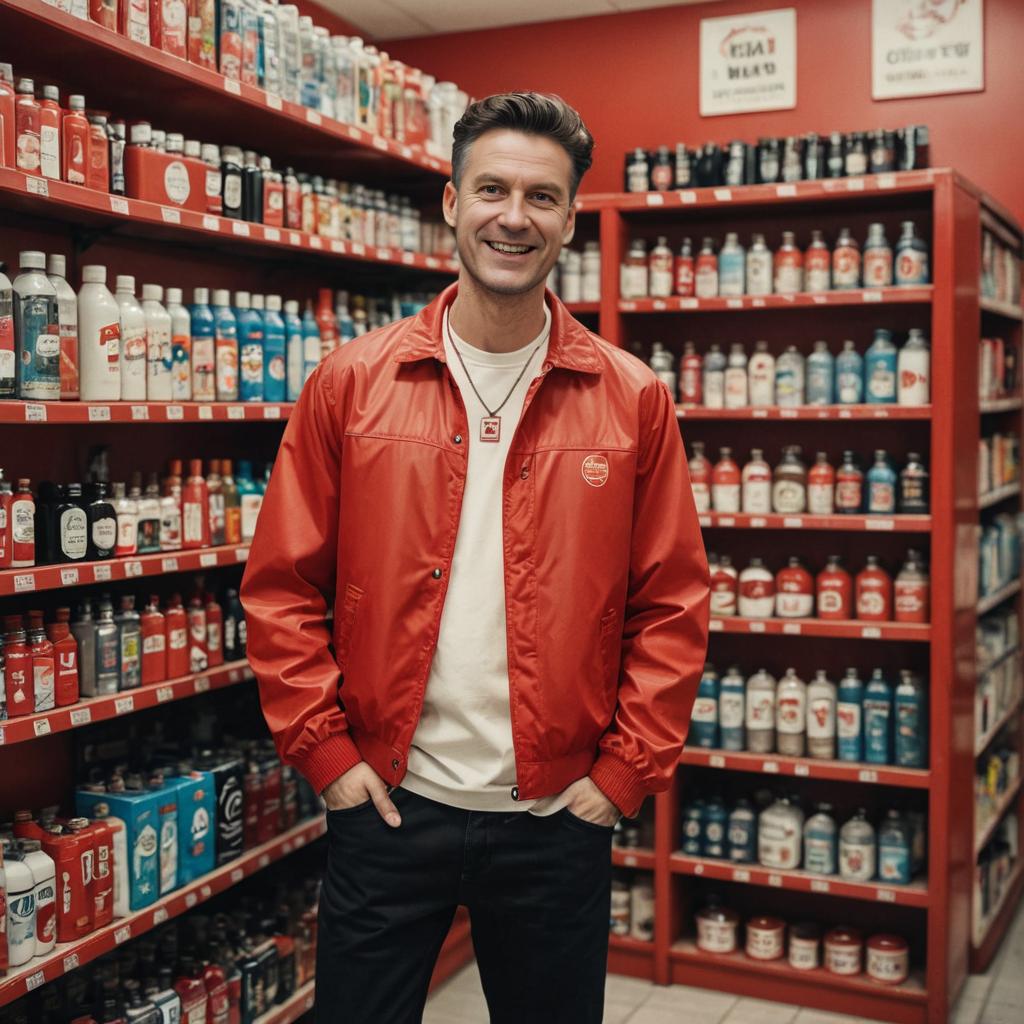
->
xmin=242 ymin=92 xmax=709 ymax=1024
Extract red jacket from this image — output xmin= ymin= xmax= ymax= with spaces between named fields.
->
xmin=241 ymin=285 xmax=709 ymax=817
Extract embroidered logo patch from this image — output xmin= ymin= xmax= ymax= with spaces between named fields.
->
xmin=582 ymin=454 xmax=610 ymax=487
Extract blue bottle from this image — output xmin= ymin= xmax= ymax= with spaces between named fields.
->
xmin=895 ymin=670 xmax=928 ymax=768
xmin=262 ymin=295 xmax=287 ymax=403
xmin=805 ymin=341 xmax=835 ymax=406
xmin=301 ymin=301 xmax=321 ymax=383
xmin=866 ymin=450 xmax=898 ymax=514
xmin=703 ymin=797 xmax=728 ymax=859
xmin=864 ymin=329 xmax=898 ymax=405
xmin=863 ymin=669 xmax=894 ymax=764
xmin=189 ymin=286 xmax=216 ymax=402
xmin=837 ymin=668 xmax=864 ymax=762
xmin=718 ymin=666 xmax=746 ymax=752
xmin=877 ymin=809 xmax=912 ymax=884
xmin=681 ymin=800 xmax=705 ymax=855
xmin=727 ymin=800 xmax=756 ymax=863
xmin=236 ymin=459 xmax=262 ymax=542
xmin=894 ymin=221 xmax=930 ymax=285
xmin=284 ymin=299 xmax=304 ymax=401
xmin=336 ymin=291 xmax=356 ymax=343
xmin=835 ymin=340 xmax=864 ymax=405
xmin=235 ymin=291 xmax=264 ymax=402
xmin=12 ymin=250 xmax=60 ymax=401
xmin=803 ymin=803 xmax=838 ymax=875
xmin=690 ymin=664 xmax=719 ymax=749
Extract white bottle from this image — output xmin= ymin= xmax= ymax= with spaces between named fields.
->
xmin=724 ymin=343 xmax=748 ymax=408
xmin=758 ymin=796 xmax=804 ymax=870
xmin=116 ymin=275 xmax=147 ymax=400
xmin=561 ymin=249 xmax=582 ymax=303
xmin=165 ymin=287 xmax=192 ymax=401
xmin=112 ymin=481 xmax=139 ymax=556
xmin=46 ymin=254 xmax=78 ymax=399
xmin=142 ymin=284 xmax=172 ymax=401
xmin=649 ymin=237 xmax=674 ymax=298
xmin=742 ymin=449 xmax=772 ymax=514
xmin=747 ymin=341 xmax=775 ymax=407
xmin=582 ymin=241 xmax=601 ymax=302
xmin=745 ymin=669 xmax=777 ymax=753
xmin=806 ymin=669 xmax=837 ymax=759
xmin=78 ymin=265 xmax=122 ymax=400
xmin=284 ymin=299 xmax=304 ymax=400
xmin=2 ymin=838 xmax=35 ymax=966
xmin=897 ymin=329 xmax=930 ymax=405
xmin=738 ymin=557 xmax=775 ymax=618
xmin=19 ymin=839 xmax=56 ymax=956
xmin=718 ymin=232 xmax=745 ymax=297
xmin=746 ymin=234 xmax=773 ymax=296
xmin=776 ymin=667 xmax=808 ymax=756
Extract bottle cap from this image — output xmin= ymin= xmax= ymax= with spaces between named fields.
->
xmin=284 ymin=299 xmax=299 ymax=314
xmin=19 ymin=250 xmax=46 ymax=270
xmin=116 ymin=275 xmax=135 ymax=293
xmin=213 ymin=289 xmax=231 ymax=306
xmin=42 ymin=84 xmax=59 ymax=102
xmin=16 ymin=77 xmax=34 ymax=93
xmin=165 ymin=287 xmax=182 ymax=304
xmin=234 ymin=290 xmax=251 ymax=308
xmin=165 ymin=132 xmax=184 ymax=153
xmin=201 ymin=143 xmax=220 ymax=163
xmin=0 ymin=63 xmax=12 ymax=84
xmin=151 ymin=128 xmax=166 ymax=149
xmin=184 ymin=139 xmax=201 ymax=158
xmin=67 ymin=94 xmax=85 ymax=111
xmin=251 ymin=294 xmax=265 ymax=310
xmin=266 ymin=295 xmax=282 ymax=311
xmin=194 ymin=286 xmax=210 ymax=304
xmin=47 ymin=253 xmax=66 ymax=277
xmin=129 ymin=121 xmax=152 ymax=146
xmin=81 ymin=264 xmax=107 ymax=284
xmin=142 ymin=283 xmax=162 ymax=301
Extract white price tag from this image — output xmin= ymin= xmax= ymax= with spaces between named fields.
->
xmin=768 ymin=874 xmax=783 ymax=888
xmin=351 ymin=242 xmax=366 ymax=256
xmin=201 ymin=884 xmax=212 ymax=899
xmin=26 ymin=176 xmax=49 ymax=197
xmin=266 ymin=93 xmax=283 ymax=111
xmin=88 ymin=405 xmax=111 ymax=421
xmin=624 ymin=854 xmax=638 ymax=867
xmin=70 ymin=708 xmax=92 ymax=727
xmin=235 ymin=547 xmax=250 ymax=561
xmin=115 ymin=696 xmax=135 ymax=715
xmin=709 ymin=618 xmax=723 ymax=631
xmin=309 ymin=234 xmax=323 ymax=249
xmin=752 ymin=408 xmax=768 ymax=418
xmin=839 ymin=409 xmax=853 ymax=418
xmin=858 ymin=769 xmax=879 ymax=783
xmin=166 ymin=404 xmax=184 ymax=419
xmin=161 ymin=207 xmax=181 ymax=224
xmin=679 ymin=190 xmax=697 ymax=204
xmin=347 ymin=125 xmax=361 ymax=140
xmin=679 ymin=298 xmax=698 ymax=310
xmin=762 ymin=761 xmax=780 ymax=774
xmin=862 ymin=290 xmax=883 ymax=302
xmin=402 ymin=252 xmax=415 ymax=265
xmin=876 ymin=888 xmax=896 ymax=903
xmin=63 ymin=953 xmax=80 ymax=973
xmin=811 ymin=879 xmax=830 ymax=893
xmin=861 ymin=626 xmax=882 ymax=639
xmin=719 ymin=516 xmax=735 ymax=527
xmin=794 ymin=763 xmax=810 ymax=776
xmin=878 ymin=174 xmax=897 ymax=189
xmin=306 ymin=109 xmax=322 ymax=125
xmin=232 ymin=220 xmax=250 ymax=236
xmin=14 ymin=573 xmax=36 ymax=593
xmin=114 ymin=924 xmax=132 ymax=944
xmin=713 ymin=188 xmax=733 ymax=201
xmin=203 ymin=215 xmax=219 ymax=231
xmin=34 ymin=718 xmax=52 ymax=737
xmin=330 ymin=239 xmax=344 ymax=254
xmin=110 ymin=196 xmax=130 ymax=215
xmin=813 ymin=294 xmax=828 ymax=304
xmin=653 ymin=300 xmax=667 ymax=311
xmin=94 ymin=564 xmax=112 ymax=581
xmin=846 ymin=177 xmax=866 ymax=191
xmin=289 ymin=231 xmax=301 ymax=246
xmin=782 ymin=623 xmax=802 ymax=634
xmin=866 ymin=518 xmax=895 ymax=531
xmin=125 ymin=560 xmax=143 ymax=577
xmin=26 ymin=969 xmax=46 ymax=991
xmin=194 ymin=677 xmax=211 ymax=694
xmin=750 ymin=517 xmax=767 ymax=528
xmin=693 ymin=862 xmax=704 ymax=875
xmin=185 ymin=892 xmax=198 ymax=908
xmin=227 ymin=405 xmax=245 ymax=420
xmin=224 ymin=78 xmax=241 ymax=95
xmin=263 ymin=406 xmax=281 ymax=419
xmin=783 ymin=517 xmax=803 ymax=528
xmin=230 ymin=867 xmax=244 ymax=884
xmin=645 ymin=193 xmax=665 ymax=206
xmin=156 ymin=686 xmax=174 ymax=703
xmin=131 ymin=404 xmax=149 ymax=420
xmin=776 ymin=184 xmax=797 ymax=198
xmin=372 ymin=135 xmax=388 ymax=151
xmin=283 ymin=840 xmax=293 ymax=854
xmin=733 ymin=869 xmax=750 ymax=882
xmin=162 ymin=557 xmax=179 ymax=572
xmin=198 ymin=405 xmax=213 ymax=420
xmin=295 ymin=834 xmax=306 ymax=848
xmin=229 ymin=668 xmax=242 ymax=683
xmin=258 ymin=853 xmax=270 ymax=868
xmin=749 ymin=621 xmax=766 ymax=632
xmin=709 ymin=755 xmax=726 ymax=768
xmin=377 ymin=247 xmax=393 ymax=261
xmin=401 ymin=145 xmax=413 ymax=159
xmin=872 ymin=409 xmax=891 ymax=418
xmin=0 ymin=727 xmax=5 ymax=745
xmin=264 ymin=227 xmax=280 ymax=242
xmin=25 ymin=403 xmax=47 ymax=421
xmin=698 ymin=516 xmax=711 ymax=528
xmin=153 ymin=907 xmax=169 ymax=925
xmin=200 ymin=552 xmax=217 ymax=567
xmin=60 ymin=568 xmax=80 ymax=585
xmin=726 ymin=298 xmax=743 ymax=309
xmin=752 ymin=298 xmax=766 ymax=308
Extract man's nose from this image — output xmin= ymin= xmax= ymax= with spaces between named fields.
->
xmin=497 ymin=194 xmax=529 ymax=232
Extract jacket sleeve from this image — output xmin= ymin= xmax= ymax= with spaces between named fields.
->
xmin=240 ymin=361 xmax=363 ymax=795
xmin=589 ymin=377 xmax=710 ymax=817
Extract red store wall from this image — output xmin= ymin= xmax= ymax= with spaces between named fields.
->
xmin=382 ymin=0 xmax=1024 ymax=224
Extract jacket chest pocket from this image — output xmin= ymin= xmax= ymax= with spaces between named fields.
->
xmin=334 ymin=583 xmax=364 ymax=673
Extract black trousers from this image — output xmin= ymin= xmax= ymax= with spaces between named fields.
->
xmin=314 ymin=786 xmax=613 ymax=1024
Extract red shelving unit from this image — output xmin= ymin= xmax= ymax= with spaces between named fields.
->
xmin=698 ymin=512 xmax=931 ymax=533
xmin=0 ymin=399 xmax=295 ymax=424
xmin=619 ymin=287 xmax=933 ymax=314
xmin=677 ymin=404 xmax=932 ymax=421
xmin=707 ymin=616 xmax=931 ymax=641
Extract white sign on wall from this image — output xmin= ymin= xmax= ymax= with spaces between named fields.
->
xmin=700 ymin=8 xmax=797 ymax=117
xmin=872 ymin=0 xmax=984 ymax=99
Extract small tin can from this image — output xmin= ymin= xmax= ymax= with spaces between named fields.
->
xmin=866 ymin=933 xmax=909 ymax=984
xmin=746 ymin=916 xmax=786 ymax=960
xmin=788 ymin=922 xmax=821 ymax=970
xmin=696 ymin=906 xmax=740 ymax=953
xmin=825 ymin=926 xmax=864 ymax=975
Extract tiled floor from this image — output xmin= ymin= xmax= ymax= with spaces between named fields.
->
xmin=423 ymin=897 xmax=1024 ymax=1023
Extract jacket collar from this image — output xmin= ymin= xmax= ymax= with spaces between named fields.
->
xmin=394 ymin=282 xmax=603 ymax=374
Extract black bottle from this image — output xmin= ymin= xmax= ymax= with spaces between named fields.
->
xmin=86 ymin=481 xmax=117 ymax=560
xmin=898 ymin=125 xmax=929 ymax=170
xmin=844 ymin=131 xmax=868 ymax=175
xmin=803 ymin=132 xmax=824 ymax=180
xmin=650 ymin=145 xmax=674 ymax=191
xmin=223 ymin=587 xmax=246 ymax=660
xmin=56 ymin=482 xmax=89 ymax=563
xmin=781 ymin=136 xmax=803 ymax=182
xmin=869 ymin=129 xmax=895 ymax=173
xmin=221 ymin=146 xmax=243 ymax=219
xmin=694 ymin=142 xmax=723 ymax=187
xmin=673 ymin=144 xmax=693 ymax=188
xmin=243 ymin=150 xmax=263 ymax=222
xmin=757 ymin=137 xmax=780 ymax=183
xmin=34 ymin=481 xmax=62 ymax=565
xmin=899 ymin=453 xmax=930 ymax=513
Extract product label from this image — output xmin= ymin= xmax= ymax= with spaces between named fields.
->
xmin=833 ymin=246 xmax=861 ymax=287
xmin=746 ymin=692 xmax=775 ymax=730
xmin=863 ymin=250 xmax=893 ymax=287
xmin=807 ymin=697 xmax=836 ymax=737
xmin=40 ymin=124 xmax=60 ymax=179
xmin=746 ymin=253 xmax=772 ymax=295
xmin=772 ymin=480 xmax=806 ymax=514
xmin=60 ymin=507 xmax=88 ymax=559
xmin=164 ymin=160 xmax=191 ymax=204
xmin=34 ymin=659 xmax=55 ymax=711
xmin=223 ymin=174 xmax=242 ymax=211
xmin=92 ymin=516 xmax=117 ymax=550
xmin=896 ymin=249 xmax=928 ymax=285
xmin=835 ymin=480 xmax=861 ymax=509
xmin=12 ymin=498 xmax=34 ymax=544
xmin=817 ymin=587 xmax=847 ymax=616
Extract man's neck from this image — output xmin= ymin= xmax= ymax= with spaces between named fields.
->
xmin=448 ymin=275 xmax=548 ymax=354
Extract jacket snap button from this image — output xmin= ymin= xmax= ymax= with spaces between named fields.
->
xmin=392 ymin=758 xmax=400 ymax=769
xmin=454 ymin=434 xmax=463 ymax=444
xmin=432 ymin=568 xmax=443 ymax=579
xmin=511 ymin=786 xmax=519 ymax=801
xmin=520 ymin=467 xmax=529 ymax=480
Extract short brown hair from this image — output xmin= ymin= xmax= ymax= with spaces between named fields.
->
xmin=451 ymin=92 xmax=594 ymax=200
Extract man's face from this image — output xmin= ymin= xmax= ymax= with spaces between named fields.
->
xmin=443 ymin=129 xmax=576 ymax=297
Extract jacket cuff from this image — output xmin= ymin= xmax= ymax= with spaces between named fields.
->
xmin=590 ymin=752 xmax=648 ymax=818
xmin=294 ymin=732 xmax=363 ymax=796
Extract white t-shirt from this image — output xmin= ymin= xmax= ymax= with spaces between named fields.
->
xmin=401 ymin=305 xmax=565 ymax=815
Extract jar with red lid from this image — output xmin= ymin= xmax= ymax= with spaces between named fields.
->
xmin=696 ymin=905 xmax=740 ymax=953
xmin=894 ymin=550 xmax=930 ymax=623
xmin=835 ymin=450 xmax=863 ymax=513
xmin=825 ymin=926 xmax=864 ymax=975
xmin=788 ymin=922 xmax=821 ymax=970
xmin=712 ymin=447 xmax=741 ymax=513
xmin=816 ymin=556 xmax=852 ymax=620
xmin=688 ymin=441 xmax=711 ymax=514
xmin=710 ymin=554 xmax=738 ymax=617
xmin=738 ymin=558 xmax=775 ymax=618
xmin=775 ymin=557 xmax=814 ymax=618
xmin=746 ymin=916 xmax=785 ymax=960
xmin=866 ymin=933 xmax=909 ymax=984
xmin=856 ymin=556 xmax=893 ymax=621
xmin=807 ymin=452 xmax=836 ymax=515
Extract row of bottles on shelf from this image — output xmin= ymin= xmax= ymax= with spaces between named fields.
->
xmin=610 ymin=871 xmax=654 ymax=944
xmin=977 ymin=513 xmax=1021 ymax=600
xmin=696 ymin=904 xmax=912 ymax=986
xmin=1 ymin=254 xmax=423 ymax=403
xmin=976 ymin=608 xmax=1021 ymax=746
xmin=980 ymin=230 xmax=1021 ymax=308
xmin=625 ymin=127 xmax=930 ymax=192
xmin=681 ymin=790 xmax=926 ymax=885
xmin=689 ymin=663 xmax=928 ymax=768
xmin=979 ymin=432 xmax=1020 ymax=497
xmin=548 ymin=242 xmax=601 ymax=305
xmin=976 ymin=743 xmax=1019 ymax=838
xmin=974 ymin=814 xmax=1019 ymax=941
xmin=979 ymin=337 xmax=1020 ymax=403
xmin=654 ymin=331 xmax=931 ymax=409
xmin=690 ymin=445 xmax=929 ymax=517
xmin=0 ymin=582 xmax=247 ymax=719
xmin=620 ymin=223 xmax=930 ymax=300
xmin=709 ymin=550 xmax=930 ymax=624
xmin=0 ymin=5 xmax=467 ymax=154
xmin=0 ymin=453 xmax=268 ymax=568
xmin=3 ymin=852 xmax=322 ymax=1019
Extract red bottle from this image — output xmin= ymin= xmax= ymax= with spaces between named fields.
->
xmin=204 ymin=593 xmax=223 ymax=667
xmin=711 ymin=446 xmax=741 ymax=514
xmin=14 ymin=77 xmax=41 ymax=174
xmin=807 ymin=452 xmax=836 ymax=516
xmin=679 ymin=342 xmax=702 ymax=406
xmin=834 ymin=451 xmax=863 ymax=514
xmin=855 ymin=555 xmax=893 ymax=621
xmin=262 ymin=169 xmax=284 ymax=228
xmin=816 ymin=556 xmax=852 ymax=620
xmin=27 ymin=610 xmax=55 ymax=713
xmin=83 ymin=819 xmax=114 ymax=928
xmin=775 ymin=557 xmax=814 ymax=619
xmin=0 ymin=474 xmax=13 ymax=568
xmin=164 ymin=594 xmax=189 ymax=678
xmin=0 ymin=63 xmax=15 ymax=169
xmin=182 ymin=459 xmax=210 ymax=550
xmin=175 ymin=958 xmax=209 ymax=1024
xmin=38 ymin=85 xmax=61 ymax=181
xmin=894 ymin=550 xmax=930 ymax=624
xmin=62 ymin=95 xmax=90 ymax=187
xmin=188 ymin=594 xmax=208 ymax=672
xmin=258 ymin=759 xmax=282 ymax=844
xmin=12 ymin=478 xmax=35 ymax=568
xmin=688 ymin=441 xmax=711 ymax=514
xmin=675 ymin=239 xmax=695 ymax=297
xmin=40 ymin=823 xmax=92 ymax=940
xmin=202 ymin=952 xmax=231 ymax=1024
xmin=46 ymin=607 xmax=80 ymax=707
xmin=90 ymin=0 xmax=118 ymax=31
xmin=315 ymin=288 xmax=339 ymax=359
xmin=141 ymin=595 xmax=167 ymax=684
xmin=709 ymin=554 xmax=738 ymax=617
xmin=3 ymin=614 xmax=32 ymax=717
xmin=86 ymin=115 xmax=110 ymax=193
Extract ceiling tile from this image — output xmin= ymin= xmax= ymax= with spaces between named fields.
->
xmin=315 ymin=0 xmax=432 ymax=38
xmin=398 ymin=0 xmax=613 ymax=36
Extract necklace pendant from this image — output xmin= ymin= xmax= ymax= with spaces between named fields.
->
xmin=480 ymin=416 xmax=501 ymax=442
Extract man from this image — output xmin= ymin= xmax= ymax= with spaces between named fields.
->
xmin=242 ymin=92 xmax=709 ymax=1023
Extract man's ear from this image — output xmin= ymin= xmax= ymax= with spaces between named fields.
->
xmin=562 ymin=203 xmax=577 ymax=246
xmin=443 ymin=181 xmax=457 ymax=229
